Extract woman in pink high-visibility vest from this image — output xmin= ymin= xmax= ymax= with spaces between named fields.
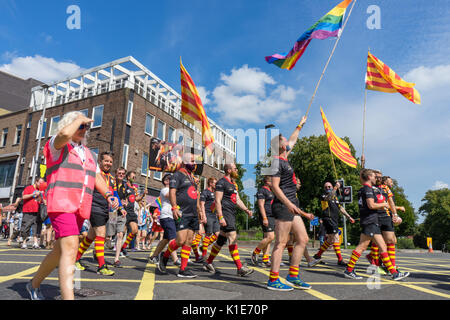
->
xmin=26 ymin=111 xmax=119 ymax=300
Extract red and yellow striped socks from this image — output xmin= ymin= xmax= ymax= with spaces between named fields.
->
xmin=229 ymin=244 xmax=243 ymax=270
xmin=380 ymin=252 xmax=397 ymax=274
xmin=253 ymin=247 xmax=262 ymax=256
xmin=333 ymin=243 xmax=343 ymax=262
xmin=262 ymin=255 xmax=270 ymax=264
xmin=387 ymin=243 xmax=396 ymax=268
xmin=95 ymin=236 xmax=106 ymax=268
xmin=202 ymin=236 xmax=211 ymax=257
xmin=207 ymin=243 xmax=221 ymax=264
xmin=191 ymin=234 xmax=202 ymax=260
xmin=289 ymin=265 xmax=299 ymax=278
xmin=180 ymin=245 xmax=192 ymax=271
xmin=316 ymin=240 xmax=331 ymax=257
xmin=76 ymin=237 xmax=93 ymax=261
xmin=269 ymin=270 xmax=279 ymax=283
xmin=370 ymin=243 xmax=380 ymax=266
xmin=287 ymin=244 xmax=294 ymax=258
xmin=163 ymin=239 xmax=179 ymax=259
xmin=121 ymin=233 xmax=136 ymax=251
xmin=346 ymin=250 xmax=361 ymax=272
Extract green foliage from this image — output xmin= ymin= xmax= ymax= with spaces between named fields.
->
xmin=418 ymin=188 xmax=450 ymax=250
xmin=387 ymin=179 xmax=417 ymax=236
xmin=396 ymin=237 xmax=415 ymax=249
xmin=235 ymin=163 xmax=259 ymax=231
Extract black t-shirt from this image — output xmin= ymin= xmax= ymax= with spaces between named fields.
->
xmin=271 ymin=156 xmax=298 ymax=203
xmin=200 ymin=188 xmax=215 ymax=216
xmin=117 ymin=181 xmax=138 ymax=215
xmin=376 ymin=185 xmax=390 ymax=217
xmin=358 ymin=184 xmax=379 ymax=225
xmin=321 ymin=192 xmax=341 ymax=221
xmin=169 ymin=170 xmax=198 ymax=217
xmin=92 ymin=171 xmax=115 ymax=210
xmin=256 ymin=186 xmax=274 ymax=217
xmin=215 ymin=177 xmax=238 ymax=216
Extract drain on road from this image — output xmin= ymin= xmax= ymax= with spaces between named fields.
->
xmin=56 ymin=288 xmax=113 ymax=299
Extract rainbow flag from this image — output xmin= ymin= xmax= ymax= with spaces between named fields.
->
xmin=180 ymin=59 xmax=215 ymax=156
xmin=266 ymin=0 xmax=353 ymax=70
xmin=320 ymin=107 xmax=357 ymax=168
xmin=366 ymin=52 xmax=421 ymax=104
xmin=155 ymin=197 xmax=162 ymax=211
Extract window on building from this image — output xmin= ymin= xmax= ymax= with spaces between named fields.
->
xmin=91 ymin=148 xmax=99 ymax=156
xmin=122 ymin=144 xmax=129 ymax=168
xmin=153 ymin=171 xmax=162 ymax=181
xmin=186 ymin=137 xmax=193 ymax=148
xmin=126 ymin=101 xmax=133 ymax=125
xmin=145 ymin=113 xmax=155 ymax=136
xmin=35 ymin=119 xmax=47 ymax=139
xmin=168 ymin=127 xmax=176 ymax=144
xmin=92 ymin=105 xmax=104 ymax=128
xmin=1 ymin=128 xmax=8 ymax=147
xmin=80 ymin=109 xmax=89 ymax=117
xmin=141 ymin=152 xmax=149 ymax=176
xmin=157 ymin=120 xmax=166 ymax=140
xmin=0 ymin=160 xmax=16 ymax=188
xmin=49 ymin=116 xmax=61 ymax=137
xmin=14 ymin=125 xmax=22 ymax=145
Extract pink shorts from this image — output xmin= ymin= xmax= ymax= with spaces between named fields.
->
xmin=48 ymin=212 xmax=85 ymax=240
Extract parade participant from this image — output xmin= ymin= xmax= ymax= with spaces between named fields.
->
xmin=7 ymin=196 xmax=22 ymax=246
xmin=148 ymin=207 xmax=164 ymax=248
xmin=158 ymin=153 xmax=205 ymax=278
xmin=199 ymin=177 xmax=219 ymax=260
xmin=149 ymin=174 xmax=178 ymax=265
xmin=20 ymin=178 xmax=45 ymax=249
xmin=385 ymin=176 xmax=406 ymax=214
xmin=27 ymin=111 xmax=118 ymax=300
xmin=343 ymin=169 xmax=409 ymax=281
xmin=119 ymin=171 xmax=147 ymax=256
xmin=137 ymin=200 xmax=150 ymax=250
xmin=251 ymin=176 xmax=275 ymax=268
xmin=311 ymin=181 xmax=355 ymax=266
xmin=203 ymin=163 xmax=254 ymax=277
xmin=266 ymin=116 xmax=315 ymax=291
xmin=75 ymin=151 xmax=124 ymax=275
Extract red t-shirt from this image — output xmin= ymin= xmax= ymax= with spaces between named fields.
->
xmin=22 ymin=185 xmax=41 ymax=213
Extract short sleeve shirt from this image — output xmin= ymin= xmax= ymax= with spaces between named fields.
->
xmin=117 ymin=181 xmax=138 ymax=215
xmin=379 ymin=185 xmax=393 ymax=216
xmin=256 ymin=186 xmax=274 ymax=217
xmin=22 ymin=185 xmax=40 ymax=213
xmin=159 ymin=187 xmax=173 ymax=220
xmin=200 ymin=188 xmax=215 ymax=216
xmin=271 ymin=156 xmax=298 ymax=203
xmin=321 ymin=192 xmax=341 ymax=221
xmin=215 ymin=177 xmax=238 ymax=216
xmin=358 ymin=185 xmax=379 ymax=225
xmin=169 ymin=170 xmax=198 ymax=217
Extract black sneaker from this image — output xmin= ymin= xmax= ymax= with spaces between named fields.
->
xmin=337 ymin=260 xmax=347 ymax=266
xmin=344 ymin=270 xmax=363 ymax=280
xmin=121 ymin=248 xmax=128 ymax=257
xmin=113 ymin=260 xmax=122 ymax=268
xmin=93 ymin=250 xmax=98 ymax=262
xmin=157 ymin=252 xmax=168 ymax=274
xmin=391 ymin=271 xmax=410 ymax=281
xmin=193 ymin=256 xmax=204 ymax=264
xmin=177 ymin=269 xmax=198 ymax=278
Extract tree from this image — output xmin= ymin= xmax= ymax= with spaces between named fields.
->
xmin=234 ymin=163 xmax=258 ymax=231
xmin=386 ymin=179 xmax=417 ymax=236
xmin=418 ymin=188 xmax=450 ymax=250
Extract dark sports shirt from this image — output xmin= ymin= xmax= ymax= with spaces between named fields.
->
xmin=117 ymin=181 xmax=138 ymax=215
xmin=200 ymin=188 xmax=215 ymax=215
xmin=215 ymin=176 xmax=238 ymax=216
xmin=92 ymin=171 xmax=116 ymax=210
xmin=271 ymin=156 xmax=298 ymax=203
xmin=256 ymin=186 xmax=274 ymax=217
xmin=169 ymin=169 xmax=198 ymax=217
xmin=358 ymin=184 xmax=380 ymax=225
xmin=378 ymin=184 xmax=393 ymax=216
xmin=321 ymin=192 xmax=341 ymax=221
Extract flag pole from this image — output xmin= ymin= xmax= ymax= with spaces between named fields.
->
xmin=305 ymin=0 xmax=357 ymax=118
xmin=361 ymin=88 xmax=367 ymax=162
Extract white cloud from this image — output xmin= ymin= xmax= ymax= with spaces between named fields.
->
xmin=196 ymin=86 xmax=211 ymax=106
xmin=210 ymin=65 xmax=304 ymax=125
xmin=0 ymin=54 xmax=83 ymax=83
xmin=432 ymin=181 xmax=449 ymax=190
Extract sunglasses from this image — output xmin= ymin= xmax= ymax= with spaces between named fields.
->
xmin=78 ymin=124 xmax=90 ymax=130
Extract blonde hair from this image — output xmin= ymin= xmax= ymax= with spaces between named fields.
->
xmin=56 ymin=111 xmax=89 ymax=145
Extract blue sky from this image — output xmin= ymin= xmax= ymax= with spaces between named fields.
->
xmin=1 ymin=0 xmax=449 ymax=221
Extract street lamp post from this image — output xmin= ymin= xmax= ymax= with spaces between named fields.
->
xmin=32 ymin=85 xmax=49 ymax=184
xmin=264 ymin=124 xmax=275 ymax=162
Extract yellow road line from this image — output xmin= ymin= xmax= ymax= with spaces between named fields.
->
xmin=134 ymin=248 xmax=156 ymax=300
xmin=0 ymin=266 xmax=40 ymax=284
xmin=399 ymin=284 xmax=450 ymax=299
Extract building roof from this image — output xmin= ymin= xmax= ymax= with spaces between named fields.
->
xmin=0 ymin=70 xmax=43 ymax=112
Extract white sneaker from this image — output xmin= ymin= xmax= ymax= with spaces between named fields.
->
xmin=21 ymin=243 xmax=27 ymax=249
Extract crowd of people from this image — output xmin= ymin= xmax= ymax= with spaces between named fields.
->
xmin=0 ymin=111 xmax=410 ymax=300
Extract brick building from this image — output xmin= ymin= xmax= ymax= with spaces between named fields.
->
xmin=19 ymin=56 xmax=236 ymax=203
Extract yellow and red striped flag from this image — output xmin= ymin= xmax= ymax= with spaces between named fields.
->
xmin=365 ymin=52 xmax=421 ymax=104
xmin=180 ymin=59 xmax=214 ymax=156
xmin=320 ymin=107 xmax=357 ymax=168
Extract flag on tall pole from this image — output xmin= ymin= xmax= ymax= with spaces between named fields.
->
xmin=180 ymin=59 xmax=215 ymax=155
xmin=365 ymin=51 xmax=421 ymax=104
xmin=265 ymin=0 xmax=353 ymax=70
xmin=320 ymin=107 xmax=358 ymax=168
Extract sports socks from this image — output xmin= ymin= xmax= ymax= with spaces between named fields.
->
xmin=370 ymin=243 xmax=380 ymax=266
xmin=206 ymin=243 xmax=221 ymax=264
xmin=122 ymin=233 xmax=136 ymax=251
xmin=163 ymin=239 xmax=179 ymax=259
xmin=269 ymin=270 xmax=279 ymax=283
xmin=346 ymin=250 xmax=361 ymax=272
xmin=76 ymin=237 xmax=93 ymax=261
xmin=229 ymin=244 xmax=243 ymax=270
xmin=180 ymin=245 xmax=192 ymax=271
xmin=333 ymin=243 xmax=343 ymax=262
xmin=289 ymin=265 xmax=299 ymax=278
xmin=316 ymin=240 xmax=331 ymax=257
xmin=95 ymin=236 xmax=106 ymax=268
xmin=387 ymin=243 xmax=396 ymax=268
xmin=262 ymin=254 xmax=270 ymax=264
xmin=202 ymin=236 xmax=211 ymax=257
xmin=380 ymin=252 xmax=397 ymax=275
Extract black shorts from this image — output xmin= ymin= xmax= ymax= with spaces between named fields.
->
xmin=272 ymin=198 xmax=299 ymax=222
xmin=126 ymin=212 xmax=138 ymax=225
xmin=176 ymin=214 xmax=199 ymax=232
xmin=259 ymin=214 xmax=275 ymax=233
xmin=90 ymin=206 xmax=109 ymax=228
xmin=323 ymin=218 xmax=339 ymax=235
xmin=361 ymin=223 xmax=381 ymax=237
xmin=378 ymin=215 xmax=395 ymax=232
xmin=160 ymin=218 xmax=177 ymax=240
xmin=205 ymin=213 xmax=220 ymax=234
xmin=220 ymin=212 xmax=236 ymax=233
